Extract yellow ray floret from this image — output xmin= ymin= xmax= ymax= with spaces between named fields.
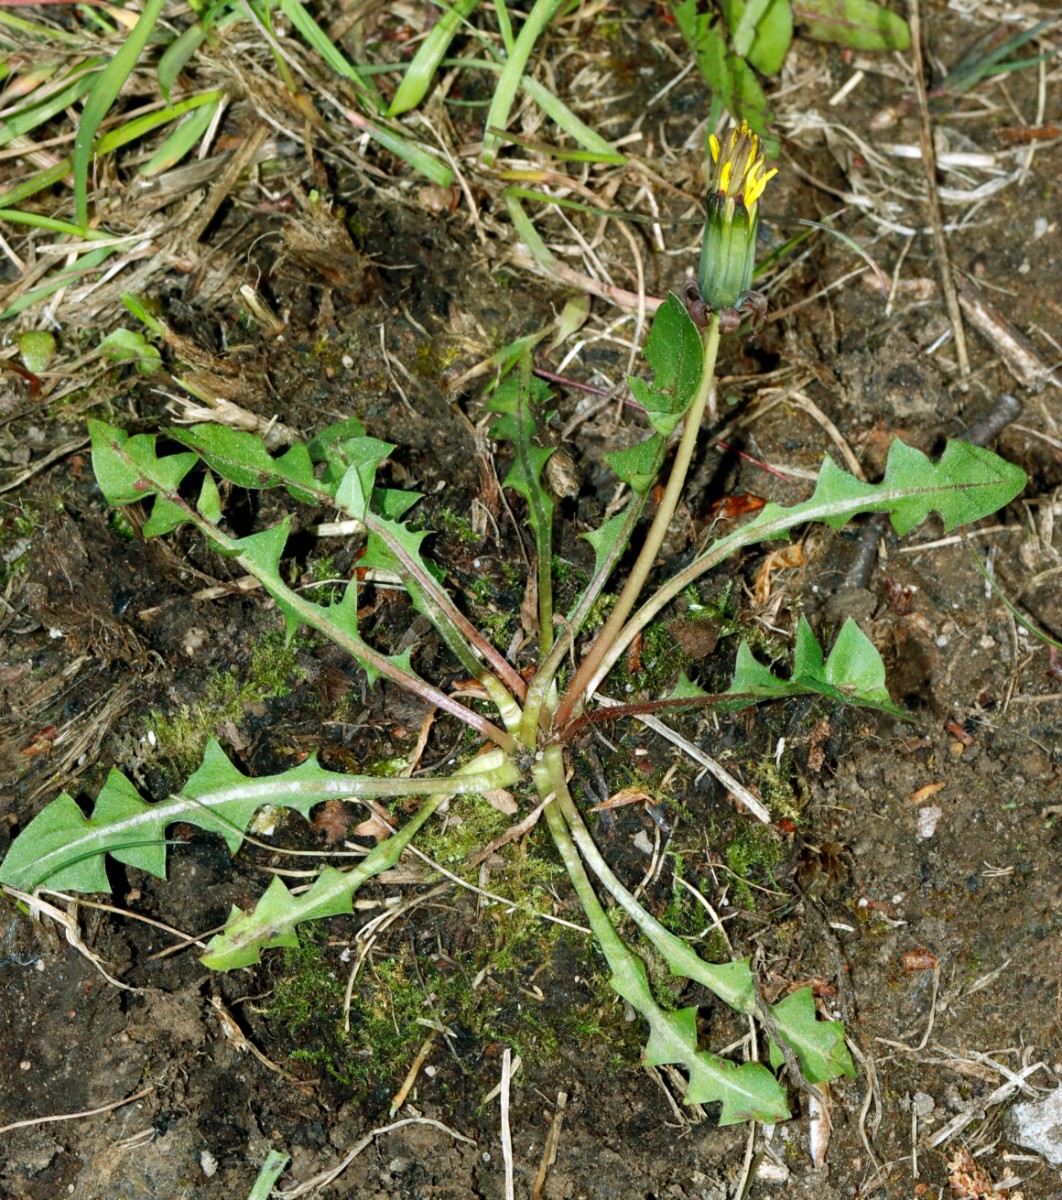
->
xmin=708 ymin=121 xmax=777 ymax=209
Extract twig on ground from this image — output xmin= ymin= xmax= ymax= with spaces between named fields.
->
xmin=729 ymin=1123 xmax=756 ymax=1198
xmin=958 ymin=279 xmax=1061 ymax=391
xmin=594 ymin=695 xmax=771 ymax=824
xmin=0 ymin=1085 xmax=154 ymax=1136
xmin=788 ymin=391 xmax=865 ymax=480
xmin=846 ymin=1037 xmax=884 ymax=1175
xmin=389 ymin=1030 xmax=438 ymax=1117
xmin=3 ymin=886 xmax=140 ymax=993
xmin=531 ymin=1091 xmax=567 ymax=1200
xmin=186 ymin=123 xmax=270 ymax=242
xmin=37 ymin=888 xmax=205 ymax=953
xmin=500 ymin=1048 xmax=515 ymax=1200
xmin=483 ymin=1055 xmax=522 ymax=1105
xmin=0 ymin=437 xmax=90 ymax=495
xmin=277 ymin=1116 xmax=475 ymax=1196
xmin=404 ymin=844 xmax=590 ymax=933
xmin=210 ymin=994 xmax=302 ymax=1083
xmin=926 ymin=1059 xmax=1049 ymax=1149
xmin=908 ymin=0 xmax=971 ymax=385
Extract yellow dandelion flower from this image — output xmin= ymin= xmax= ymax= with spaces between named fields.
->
xmin=697 ymin=121 xmax=778 ymax=313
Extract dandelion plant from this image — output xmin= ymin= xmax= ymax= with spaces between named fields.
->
xmin=1 ymin=123 xmax=1026 ymax=1125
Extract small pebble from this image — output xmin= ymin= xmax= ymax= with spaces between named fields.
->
xmin=916 ymin=806 xmax=942 ymax=840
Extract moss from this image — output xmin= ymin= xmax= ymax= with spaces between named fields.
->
xmin=723 ymin=823 xmax=785 ymax=910
xmin=412 ymin=339 xmax=461 ymax=382
xmin=750 ymin=752 xmax=802 ymax=822
xmin=615 ymin=617 xmax=690 ymax=694
xmin=261 ymin=813 xmax=627 ymax=1095
xmin=146 ymin=631 xmax=301 ymax=769
xmin=0 ymin=504 xmax=37 ymax=590
xmin=435 ymin=507 xmax=480 ymax=546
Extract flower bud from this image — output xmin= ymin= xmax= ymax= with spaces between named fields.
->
xmin=697 ymin=121 xmax=777 ymax=312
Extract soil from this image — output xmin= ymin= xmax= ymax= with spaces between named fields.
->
xmin=1 ymin=4 xmax=1061 ymax=1199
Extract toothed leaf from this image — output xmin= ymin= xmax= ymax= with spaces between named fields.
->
xmin=200 ymin=752 xmax=520 ymax=969
xmin=768 ymin=986 xmax=856 ymax=1084
xmin=794 ymin=0 xmax=910 ymax=52
xmin=683 ymin=1053 xmax=789 ymax=1123
xmin=607 ymin=932 xmax=787 ymax=1122
xmin=333 ymin=439 xmax=397 ymax=521
xmin=744 ymin=440 xmax=1026 ymax=544
xmin=197 ymin=470 xmax=222 ymax=524
xmin=90 ymin=419 xmax=197 ymax=508
xmin=607 ymin=432 xmax=667 ymax=494
xmin=169 ymin=424 xmax=327 ymax=505
xmin=727 ymin=617 xmax=904 ymax=716
xmin=1 ymin=740 xmax=403 ymax=893
xmin=670 ymin=672 xmax=708 ymax=699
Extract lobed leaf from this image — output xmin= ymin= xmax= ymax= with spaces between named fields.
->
xmin=0 ymin=741 xmax=518 ymax=899
xmin=1 ymin=741 xmax=367 ymax=892
xmin=768 ymin=986 xmax=855 ymax=1083
xmin=90 ymin=419 xmax=198 ymax=509
xmin=738 ymin=439 xmax=1026 ymax=544
xmin=611 ymin=953 xmax=789 ymax=1124
xmin=333 ymin=439 xmax=398 ymax=521
xmin=727 ymin=616 xmax=905 ymax=715
xmin=169 ymin=423 xmax=329 ymax=506
xmin=201 ymin=750 xmax=520 ymax=969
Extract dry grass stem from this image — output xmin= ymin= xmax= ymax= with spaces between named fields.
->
xmin=907 ymin=0 xmax=971 ymax=385
xmin=0 ymin=1085 xmax=155 ymax=1137
xmin=531 ymin=1091 xmax=567 ymax=1200
xmin=595 ymin=694 xmax=771 ymax=824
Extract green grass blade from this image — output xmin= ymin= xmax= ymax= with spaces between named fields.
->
xmin=504 ymin=185 xmax=650 ymax=221
xmin=515 ymin=75 xmax=625 ymax=161
xmin=0 ymin=8 xmax=83 ymax=43
xmin=157 ymin=0 xmax=236 ymax=98
xmin=0 ymin=62 xmax=101 ymax=151
xmin=388 ymin=0 xmax=480 ymax=117
xmin=275 ymin=0 xmax=378 ymax=107
xmin=73 ymin=0 xmax=167 ymax=230
xmin=0 ymin=162 xmax=74 ymax=210
xmin=138 ymin=97 xmax=221 ymax=176
xmin=0 ymin=244 xmax=115 ymax=320
xmin=504 ymin=191 xmax=557 ymax=269
xmin=344 ymin=108 xmax=452 ymax=185
xmin=0 ymin=209 xmax=112 ymax=237
xmin=481 ymin=0 xmax=565 ymax=166
xmin=968 ymin=542 xmax=1062 ymax=651
xmin=246 ymin=1151 xmax=289 ymax=1200
xmin=494 ymin=0 xmax=514 ymax=50
xmin=95 ymin=89 xmax=225 ymax=156
xmin=443 ymin=57 xmax=623 ymax=161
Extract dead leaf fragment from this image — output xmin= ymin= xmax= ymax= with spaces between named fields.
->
xmin=589 ymin=786 xmax=652 ymax=813
xmin=483 ymin=788 xmax=518 ymax=815
xmin=352 ymin=813 xmax=396 ymax=842
xmin=908 ymin=780 xmax=946 ymax=805
xmin=753 ymin=543 xmax=805 ymax=606
xmin=311 ymin=799 xmax=354 ymax=844
xmin=946 ymin=1146 xmax=1022 ymax=1199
